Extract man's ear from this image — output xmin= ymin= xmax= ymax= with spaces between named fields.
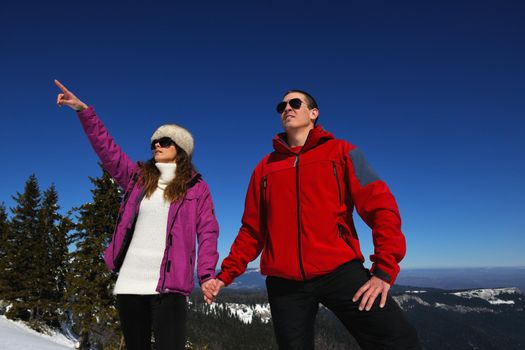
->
xmin=310 ymin=108 xmax=319 ymax=123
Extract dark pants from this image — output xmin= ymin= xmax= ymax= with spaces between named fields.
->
xmin=116 ymin=294 xmax=187 ymax=350
xmin=266 ymin=260 xmax=421 ymax=350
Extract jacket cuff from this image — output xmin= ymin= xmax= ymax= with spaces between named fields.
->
xmin=198 ymin=271 xmax=216 ymax=286
xmin=77 ymin=106 xmax=95 ymax=118
xmin=370 ymin=264 xmax=398 ymax=285
xmin=217 ymin=271 xmax=234 ymax=287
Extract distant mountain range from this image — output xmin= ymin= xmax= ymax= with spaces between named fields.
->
xmin=223 ymin=266 xmax=525 ymax=292
xmin=396 ymin=266 xmax=525 ymax=292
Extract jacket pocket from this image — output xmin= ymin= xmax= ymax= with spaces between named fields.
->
xmin=338 ymin=223 xmax=357 ymax=257
xmin=332 ymin=161 xmax=342 ymax=206
xmin=187 ymin=256 xmax=195 ymax=287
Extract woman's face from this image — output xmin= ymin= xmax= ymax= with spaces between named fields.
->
xmin=152 ymin=141 xmax=177 ymax=163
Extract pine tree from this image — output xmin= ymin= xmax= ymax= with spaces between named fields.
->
xmin=66 ymin=166 xmax=122 ymax=349
xmin=0 ymin=202 xmax=8 ymax=249
xmin=38 ymin=185 xmax=70 ymax=326
xmin=3 ymin=175 xmax=43 ymax=321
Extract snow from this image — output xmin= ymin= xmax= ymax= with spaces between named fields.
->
xmin=0 ymin=316 xmax=77 ymax=350
xmin=394 ymin=295 xmax=430 ymax=310
xmin=451 ymin=287 xmax=519 ymax=305
xmin=207 ymin=303 xmax=271 ymax=324
xmin=433 ymin=303 xmax=496 ymax=314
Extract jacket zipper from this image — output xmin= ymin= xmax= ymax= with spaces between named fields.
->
xmin=261 ymin=176 xmax=269 ymax=241
xmin=295 ymin=154 xmax=306 ymax=280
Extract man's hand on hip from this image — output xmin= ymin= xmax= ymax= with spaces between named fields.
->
xmin=352 ymin=275 xmax=390 ymax=311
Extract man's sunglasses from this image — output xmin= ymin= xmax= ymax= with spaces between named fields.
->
xmin=151 ymin=137 xmax=176 ymax=150
xmin=276 ymin=98 xmax=306 ymax=114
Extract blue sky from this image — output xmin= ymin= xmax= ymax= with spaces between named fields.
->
xmin=1 ymin=0 xmax=524 ymax=269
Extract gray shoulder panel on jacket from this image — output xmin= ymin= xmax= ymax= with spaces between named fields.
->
xmin=349 ymin=148 xmax=381 ymax=186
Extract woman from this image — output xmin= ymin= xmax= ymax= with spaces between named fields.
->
xmin=55 ymin=80 xmax=219 ymax=350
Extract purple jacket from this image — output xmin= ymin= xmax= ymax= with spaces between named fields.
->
xmin=77 ymin=107 xmax=219 ymax=295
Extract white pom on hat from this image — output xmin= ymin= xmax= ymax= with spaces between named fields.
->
xmin=151 ymin=124 xmax=194 ymax=156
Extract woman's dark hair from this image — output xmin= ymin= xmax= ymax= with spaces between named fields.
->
xmin=283 ymin=89 xmax=320 ymax=125
xmin=139 ymin=143 xmax=195 ymax=202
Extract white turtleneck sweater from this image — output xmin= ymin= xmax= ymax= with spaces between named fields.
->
xmin=113 ymin=162 xmax=176 ymax=295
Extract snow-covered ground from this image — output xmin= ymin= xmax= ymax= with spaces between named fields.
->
xmin=0 ymin=316 xmax=76 ymax=350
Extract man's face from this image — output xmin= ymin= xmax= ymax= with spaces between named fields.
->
xmin=279 ymin=92 xmax=318 ymax=131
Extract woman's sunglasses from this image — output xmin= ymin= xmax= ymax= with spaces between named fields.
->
xmin=276 ymin=98 xmax=305 ymax=114
xmin=151 ymin=137 xmax=176 ymax=150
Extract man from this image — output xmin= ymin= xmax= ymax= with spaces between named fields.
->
xmin=212 ymin=90 xmax=421 ymax=349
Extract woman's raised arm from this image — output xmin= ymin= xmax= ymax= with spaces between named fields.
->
xmin=54 ymin=80 xmax=136 ymax=189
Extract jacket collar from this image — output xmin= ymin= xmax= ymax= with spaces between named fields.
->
xmin=272 ymin=125 xmax=334 ymax=155
xmin=188 ymin=170 xmax=201 ymax=186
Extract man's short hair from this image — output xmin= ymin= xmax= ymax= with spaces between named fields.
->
xmin=283 ymin=90 xmax=319 ymax=125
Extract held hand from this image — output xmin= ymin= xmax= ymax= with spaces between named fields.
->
xmin=201 ymin=279 xmax=217 ymax=305
xmin=352 ymin=276 xmax=390 ymax=311
xmin=201 ymin=278 xmax=226 ymax=305
xmin=213 ymin=279 xmax=225 ymax=298
xmin=54 ymin=80 xmax=88 ymax=111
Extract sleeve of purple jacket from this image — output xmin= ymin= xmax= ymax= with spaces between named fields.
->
xmin=195 ymin=180 xmax=220 ymax=285
xmin=77 ymin=107 xmax=136 ymax=189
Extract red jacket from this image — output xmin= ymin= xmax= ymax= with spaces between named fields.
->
xmin=219 ymin=126 xmax=406 ymax=285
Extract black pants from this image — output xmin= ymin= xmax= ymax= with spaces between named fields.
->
xmin=116 ymin=294 xmax=187 ymax=350
xmin=266 ymin=260 xmax=421 ymax=350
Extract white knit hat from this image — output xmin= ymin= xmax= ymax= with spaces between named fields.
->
xmin=151 ymin=124 xmax=194 ymax=156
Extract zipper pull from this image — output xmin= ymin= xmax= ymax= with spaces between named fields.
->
xmin=294 ymin=155 xmax=299 ymax=167
xmin=263 ymin=177 xmax=267 ymax=189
